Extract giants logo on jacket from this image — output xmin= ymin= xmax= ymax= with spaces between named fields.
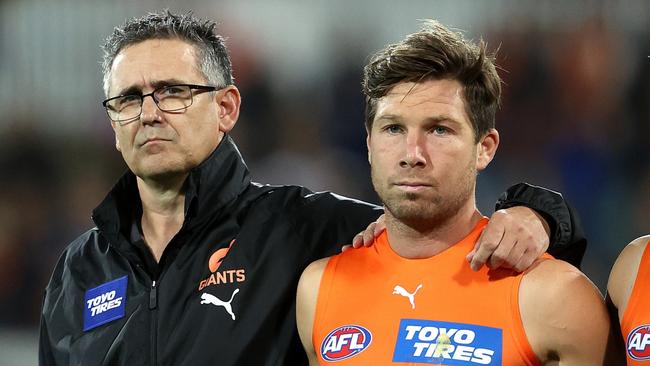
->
xmin=628 ymin=325 xmax=650 ymax=360
xmin=393 ymin=319 xmax=502 ymax=365
xmin=197 ymin=239 xmax=246 ymax=291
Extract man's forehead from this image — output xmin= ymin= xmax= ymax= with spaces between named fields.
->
xmin=376 ymin=80 xmax=466 ymax=115
xmin=383 ymin=80 xmax=463 ymax=103
xmin=109 ymin=39 xmax=202 ymax=93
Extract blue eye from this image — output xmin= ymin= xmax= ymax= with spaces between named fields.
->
xmin=384 ymin=125 xmax=403 ymax=134
xmin=432 ymin=126 xmax=449 ymax=135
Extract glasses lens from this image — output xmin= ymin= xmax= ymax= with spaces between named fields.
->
xmin=106 ymin=95 xmax=141 ymax=122
xmin=155 ymin=85 xmax=192 ymax=112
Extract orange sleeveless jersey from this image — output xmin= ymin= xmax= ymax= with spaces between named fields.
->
xmin=621 ymin=239 xmax=650 ymax=364
xmin=313 ymin=218 xmax=541 ymax=365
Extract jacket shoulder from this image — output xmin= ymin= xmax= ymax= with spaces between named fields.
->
xmin=248 ymin=182 xmax=380 ymax=216
xmin=45 ymin=228 xmax=104 ymax=293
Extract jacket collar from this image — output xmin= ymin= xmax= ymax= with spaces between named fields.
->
xmin=91 ymin=135 xmax=251 ymax=244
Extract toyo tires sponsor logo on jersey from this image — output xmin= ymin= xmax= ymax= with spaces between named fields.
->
xmin=627 ymin=324 xmax=650 ymax=360
xmin=393 ymin=319 xmax=502 ymax=365
xmin=320 ymin=325 xmax=372 ymax=362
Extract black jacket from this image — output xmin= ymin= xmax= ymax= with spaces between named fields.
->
xmin=39 ymin=136 xmax=585 ymax=365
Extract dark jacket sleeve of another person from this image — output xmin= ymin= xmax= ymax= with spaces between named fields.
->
xmin=495 ymin=182 xmax=587 ymax=268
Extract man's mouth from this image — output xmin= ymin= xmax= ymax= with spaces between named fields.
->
xmin=393 ymin=181 xmax=432 ymax=192
xmin=140 ymin=137 xmax=170 ymax=147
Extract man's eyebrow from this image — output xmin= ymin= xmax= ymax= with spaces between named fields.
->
xmin=424 ymin=115 xmax=462 ymax=125
xmin=150 ymin=78 xmax=186 ymax=89
xmin=374 ymin=114 xmax=402 ymax=123
xmin=114 ymin=85 xmax=141 ymax=98
xmin=114 ymin=79 xmax=187 ymax=97
xmin=375 ymin=114 xmax=462 ymax=125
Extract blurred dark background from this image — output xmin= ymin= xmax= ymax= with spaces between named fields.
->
xmin=0 ymin=0 xmax=647 ymax=363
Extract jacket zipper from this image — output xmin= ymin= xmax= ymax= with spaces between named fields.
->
xmin=149 ymin=280 xmax=158 ymax=366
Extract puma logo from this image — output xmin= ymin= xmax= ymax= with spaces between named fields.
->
xmin=392 ymin=284 xmax=422 ymax=309
xmin=200 ymin=289 xmax=240 ymax=320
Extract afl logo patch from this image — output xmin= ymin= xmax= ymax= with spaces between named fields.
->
xmin=320 ymin=325 xmax=372 ymax=362
xmin=627 ymin=324 xmax=650 ymax=360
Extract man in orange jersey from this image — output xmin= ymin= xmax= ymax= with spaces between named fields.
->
xmin=608 ymin=235 xmax=650 ymax=364
xmin=297 ymin=20 xmax=623 ymax=365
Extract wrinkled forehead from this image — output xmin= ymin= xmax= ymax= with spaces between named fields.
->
xmin=108 ymin=38 xmax=204 ymax=95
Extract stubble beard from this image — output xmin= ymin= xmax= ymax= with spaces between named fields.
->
xmin=372 ymin=161 xmax=476 ymax=233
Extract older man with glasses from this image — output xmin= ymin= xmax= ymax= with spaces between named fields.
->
xmin=39 ymin=10 xmax=587 ymax=366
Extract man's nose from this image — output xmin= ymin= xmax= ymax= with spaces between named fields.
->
xmin=140 ymin=95 xmax=163 ymax=124
xmin=400 ymin=133 xmax=427 ymax=168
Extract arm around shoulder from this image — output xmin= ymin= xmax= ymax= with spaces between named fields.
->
xmin=296 ymin=258 xmax=330 ymax=366
xmin=520 ymin=259 xmax=624 ymax=365
xmin=495 ymin=182 xmax=586 ymax=267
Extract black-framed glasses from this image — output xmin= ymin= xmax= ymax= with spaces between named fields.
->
xmin=102 ymin=84 xmax=220 ymax=125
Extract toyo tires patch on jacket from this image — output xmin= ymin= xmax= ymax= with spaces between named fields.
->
xmin=83 ymin=276 xmax=127 ymax=331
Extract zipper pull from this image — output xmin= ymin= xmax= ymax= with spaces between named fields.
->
xmin=149 ymin=281 xmax=158 ymax=310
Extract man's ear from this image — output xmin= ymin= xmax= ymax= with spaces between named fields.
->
xmin=366 ymin=130 xmax=372 ymax=165
xmin=111 ymin=122 xmax=122 ymax=152
xmin=476 ymin=128 xmax=499 ymax=171
xmin=216 ymin=85 xmax=241 ymax=133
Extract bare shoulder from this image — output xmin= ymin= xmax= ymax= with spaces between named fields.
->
xmin=296 ymin=257 xmax=332 ymax=365
xmin=522 ymin=259 xmax=596 ymax=296
xmin=521 ymin=259 xmax=604 ymax=317
xmin=607 ymin=235 xmax=650 ymax=314
xmin=297 ymin=257 xmax=331 ymax=308
xmin=520 ymin=259 xmax=610 ymax=364
xmin=299 ymin=257 xmax=330 ymax=287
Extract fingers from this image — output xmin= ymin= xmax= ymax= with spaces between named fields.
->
xmin=362 ymin=222 xmax=377 ymax=247
xmin=469 ymin=224 xmax=505 ymax=271
xmin=351 ymin=221 xmax=377 ymax=249
xmin=513 ymin=249 xmax=536 ymax=273
xmin=486 ymin=231 xmax=517 ymax=269
xmin=470 ymin=206 xmax=550 ymax=272
xmin=350 ymin=214 xmax=387 ymax=250
xmin=469 ymin=224 xmax=504 ymax=271
xmin=341 ymin=244 xmax=352 ymax=252
xmin=351 ymin=233 xmax=364 ymax=249
xmin=375 ymin=214 xmax=386 ymax=234
xmin=366 ymin=214 xmax=386 ymax=247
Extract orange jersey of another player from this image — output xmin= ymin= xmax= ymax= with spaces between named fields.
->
xmin=312 ymin=218 xmax=542 ymax=365
xmin=621 ymin=239 xmax=650 ymax=364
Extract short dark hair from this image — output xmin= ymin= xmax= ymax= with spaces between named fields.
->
xmin=362 ymin=20 xmax=501 ymax=141
xmin=101 ymin=10 xmax=233 ymax=96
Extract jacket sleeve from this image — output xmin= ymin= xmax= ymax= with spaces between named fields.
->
xmin=296 ymin=192 xmax=383 ymax=259
xmin=39 ymin=295 xmax=55 ymax=366
xmin=495 ymin=182 xmax=587 ymax=268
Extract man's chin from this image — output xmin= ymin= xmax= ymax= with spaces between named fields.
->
xmin=386 ymin=202 xmax=437 ymax=222
xmin=133 ymin=164 xmax=189 ymax=182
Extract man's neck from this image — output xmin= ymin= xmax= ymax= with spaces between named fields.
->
xmin=137 ymin=174 xmax=188 ymax=262
xmin=385 ymin=205 xmax=483 ymax=259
